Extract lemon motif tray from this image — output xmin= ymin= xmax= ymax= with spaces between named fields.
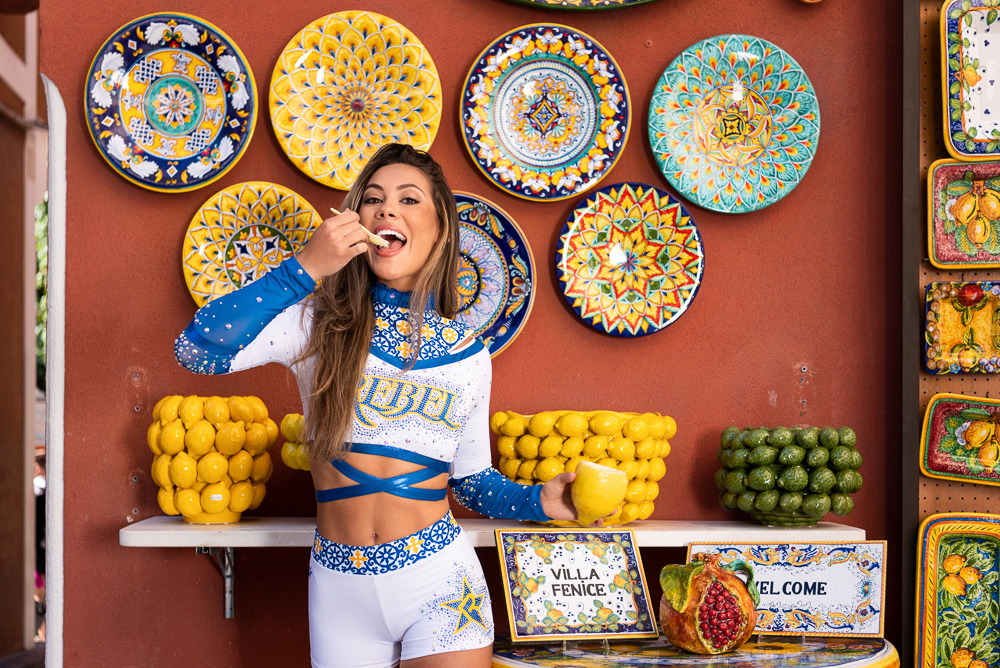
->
xmin=928 ymin=159 xmax=1000 ymax=268
xmin=925 ymin=281 xmax=1000 ymax=374
xmin=269 ymin=11 xmax=442 ymax=190
xmin=921 ymin=393 xmax=1000 ymax=487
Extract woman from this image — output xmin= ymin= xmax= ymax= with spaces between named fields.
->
xmin=175 ymin=144 xmax=583 ymax=668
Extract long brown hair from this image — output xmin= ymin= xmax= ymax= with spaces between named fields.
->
xmin=300 ymin=144 xmax=460 ymax=462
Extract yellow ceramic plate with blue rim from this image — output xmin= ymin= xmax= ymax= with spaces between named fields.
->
xmin=269 ymin=11 xmax=442 ymax=190
xmin=183 ymin=182 xmax=322 ymax=307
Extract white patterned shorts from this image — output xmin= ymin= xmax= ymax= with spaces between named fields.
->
xmin=308 ymin=512 xmax=494 ymax=667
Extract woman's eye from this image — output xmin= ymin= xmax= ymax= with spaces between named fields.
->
xmin=401 ymin=196 xmax=419 ymax=205
xmin=363 ymin=196 xmax=382 ymax=205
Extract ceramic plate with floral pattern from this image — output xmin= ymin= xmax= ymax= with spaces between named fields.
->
xmin=925 ymin=281 xmax=1000 ymax=374
xmin=183 ymin=182 xmax=322 ymax=307
xmin=921 ymin=393 xmax=1000 ymax=486
xmin=460 ymin=24 xmax=630 ymax=201
xmin=649 ymin=34 xmax=820 ymax=214
xmin=85 ymin=12 xmax=257 ymax=192
xmin=928 ymin=159 xmax=1000 ymax=268
xmin=556 ymin=183 xmax=704 ymax=337
xmin=917 ymin=514 xmax=1000 ymax=668
xmin=269 ymin=11 xmax=442 ymax=190
xmin=453 ymin=193 xmax=535 ymax=357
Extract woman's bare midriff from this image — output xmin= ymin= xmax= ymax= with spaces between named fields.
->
xmin=310 ymin=451 xmax=451 ymax=545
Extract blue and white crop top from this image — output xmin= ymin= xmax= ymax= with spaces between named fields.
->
xmin=174 ymin=257 xmax=548 ymax=522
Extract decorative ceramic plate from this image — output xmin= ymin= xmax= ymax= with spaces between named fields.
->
xmin=269 ymin=11 xmax=442 ymax=190
xmin=917 ymin=514 xmax=1000 ymax=668
xmin=85 ymin=13 xmax=257 ymax=192
xmin=942 ymin=1 xmax=1000 ymax=160
xmin=649 ymin=34 xmax=820 ymax=214
xmin=183 ymin=182 xmax=322 ymax=307
xmin=460 ymin=24 xmax=630 ymax=201
xmin=503 ymin=0 xmax=661 ymax=9
xmin=494 ymin=633 xmax=897 ymax=667
xmin=921 ymin=393 xmax=1000 ymax=486
xmin=556 ymin=183 xmax=704 ymax=337
xmin=925 ymin=281 xmax=1000 ymax=374
xmin=928 ymin=159 xmax=1000 ymax=269
xmin=453 ymin=192 xmax=535 ymax=357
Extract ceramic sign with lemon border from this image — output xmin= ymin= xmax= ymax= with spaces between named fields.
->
xmin=921 ymin=393 xmax=1000 ymax=486
xmin=495 ymin=528 xmax=657 ymax=641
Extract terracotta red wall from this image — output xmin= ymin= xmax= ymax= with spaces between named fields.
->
xmin=40 ymin=0 xmax=903 ymax=664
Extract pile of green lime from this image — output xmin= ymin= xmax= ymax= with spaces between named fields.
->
xmin=715 ymin=426 xmax=862 ymax=526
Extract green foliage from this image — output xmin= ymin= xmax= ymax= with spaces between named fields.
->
xmin=34 ymin=193 xmax=47 ymax=378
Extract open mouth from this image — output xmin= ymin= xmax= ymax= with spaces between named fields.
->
xmin=374 ymin=226 xmax=407 ymax=252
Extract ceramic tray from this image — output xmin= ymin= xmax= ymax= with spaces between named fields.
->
xmin=648 ymin=34 xmax=820 ymax=214
xmin=925 ymin=281 xmax=1000 ymax=374
xmin=916 ymin=513 xmax=1000 ymax=668
xmin=921 ymin=393 xmax=1000 ymax=486
xmin=453 ymin=193 xmax=535 ymax=357
xmin=556 ymin=182 xmax=704 ymax=337
xmin=460 ymin=24 xmax=630 ymax=201
xmin=928 ymin=159 xmax=1000 ymax=268
xmin=183 ymin=182 xmax=322 ymax=306
xmin=85 ymin=12 xmax=257 ymax=192
xmin=942 ymin=1 xmax=1000 ymax=160
xmin=503 ymin=0 xmax=661 ymax=8
xmin=270 ymin=11 xmax=441 ymax=190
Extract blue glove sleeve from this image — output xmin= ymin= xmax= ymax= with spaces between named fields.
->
xmin=450 ymin=467 xmax=550 ymax=522
xmin=174 ymin=257 xmax=315 ymax=375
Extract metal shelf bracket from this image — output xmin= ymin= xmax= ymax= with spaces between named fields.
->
xmin=196 ymin=546 xmax=234 ymax=618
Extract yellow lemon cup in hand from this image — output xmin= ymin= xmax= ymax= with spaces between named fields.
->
xmin=571 ymin=461 xmax=628 ymax=526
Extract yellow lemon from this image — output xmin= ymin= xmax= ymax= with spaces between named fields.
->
xmin=944 ymin=554 xmax=968 ymax=574
xmin=635 ymin=459 xmax=651 ymax=480
xmin=556 ymin=412 xmax=587 ymax=438
xmin=620 ymin=502 xmax=641 ymax=524
xmin=152 ymin=396 xmax=167 ymax=422
xmin=184 ymin=420 xmax=216 ymax=457
xmin=190 ymin=480 xmax=207 ymax=492
xmin=147 ymin=421 xmax=163 ymax=455
xmin=501 ymin=458 xmax=522 ymax=480
xmin=157 ymin=486 xmax=179 ymax=515
xmin=596 ymin=456 xmax=617 ymax=470
xmin=294 ymin=443 xmax=311 ymax=471
xmin=244 ymin=422 xmax=269 ymax=456
xmin=203 ymin=396 xmax=230 ymax=428
xmin=638 ymin=500 xmax=655 ymax=520
xmin=583 ymin=435 xmax=608 ymax=458
xmin=515 ymin=477 xmax=534 ymax=486
xmin=489 ymin=411 xmax=508 ymax=435
xmin=624 ymin=416 xmax=651 ymax=441
xmin=571 ymin=461 xmax=628 ymax=525
xmin=626 ymin=479 xmax=647 ymax=503
xmin=197 ymin=452 xmax=228 ymax=484
xmin=658 ymin=440 xmax=672 ymax=458
xmin=158 ymin=419 xmax=186 ymax=455
xmin=649 ymin=457 xmax=666 ymax=482
xmin=538 ymin=435 xmax=563 ymax=458
xmin=501 ymin=417 xmax=527 ymax=437
xmin=178 ymin=395 xmax=204 ymax=429
xmin=529 ymin=412 xmax=557 ymax=438
xmin=152 ymin=454 xmax=171 ymax=488
xmin=227 ymin=396 xmax=254 ymax=424
xmin=647 ymin=414 xmax=666 ymax=439
xmin=661 ymin=416 xmax=677 ymax=440
xmin=602 ymin=502 xmax=625 ymax=527
xmin=617 ymin=460 xmax=640 ymax=479
xmin=561 ymin=436 xmax=584 ymax=457
xmin=517 ymin=459 xmax=538 ymax=480
xmin=589 ymin=412 xmax=622 ymax=436
xmin=535 ymin=457 xmax=564 ymax=482
xmin=252 ymin=452 xmax=273 ymax=482
xmin=565 ymin=456 xmax=585 ymax=473
xmin=497 ymin=436 xmax=517 ymax=458
xmin=174 ymin=489 xmax=202 ymax=518
xmin=280 ymin=413 xmax=302 ymax=441
xmin=262 ymin=418 xmax=279 ymax=448
xmin=608 ymin=437 xmax=636 ymax=462
xmin=220 ymin=473 xmax=234 ymax=488
xmin=229 ymin=480 xmax=254 ymax=513
xmin=168 ymin=451 xmax=198 ymax=488
xmin=249 ymin=481 xmax=267 ymax=509
xmin=645 ymin=481 xmax=660 ymax=501
xmin=634 ymin=437 xmax=655 ymax=459
xmin=158 ymin=395 xmax=183 ymax=426
xmin=201 ymin=482 xmax=230 ymax=514
xmin=280 ymin=442 xmax=299 ymax=470
xmin=516 ymin=434 xmax=540 ymax=459
xmin=245 ymin=396 xmax=268 ymax=423
xmin=216 ymin=421 xmax=246 ymax=455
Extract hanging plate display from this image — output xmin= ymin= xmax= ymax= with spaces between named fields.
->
xmin=925 ymin=281 xmax=1000 ymax=374
xmin=942 ymin=1 xmax=1000 ymax=160
xmin=928 ymin=158 xmax=1000 ymax=269
xmin=648 ymin=34 xmax=820 ymax=214
xmin=502 ymin=0 xmax=661 ymax=9
xmin=921 ymin=393 xmax=1000 ymax=487
xmin=556 ymin=183 xmax=704 ymax=337
xmin=460 ymin=24 xmax=630 ymax=201
xmin=183 ymin=182 xmax=322 ymax=307
xmin=269 ymin=11 xmax=442 ymax=190
xmin=453 ymin=192 xmax=535 ymax=357
xmin=84 ymin=13 xmax=257 ymax=192
xmin=917 ymin=513 xmax=1000 ymax=668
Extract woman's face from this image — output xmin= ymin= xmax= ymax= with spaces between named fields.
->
xmin=360 ymin=163 xmax=440 ymax=292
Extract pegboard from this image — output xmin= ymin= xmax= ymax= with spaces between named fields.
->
xmin=919 ymin=1 xmax=1000 ymax=518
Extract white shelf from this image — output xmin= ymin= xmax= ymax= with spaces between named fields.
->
xmin=120 ymin=516 xmax=865 ymax=549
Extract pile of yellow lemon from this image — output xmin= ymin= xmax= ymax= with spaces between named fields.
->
xmin=279 ymin=413 xmax=312 ymax=471
xmin=148 ymin=395 xmax=278 ymax=523
xmin=490 ymin=410 xmax=675 ymax=526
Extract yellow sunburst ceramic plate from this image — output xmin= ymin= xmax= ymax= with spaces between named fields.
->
xmin=183 ymin=182 xmax=322 ymax=307
xmin=269 ymin=11 xmax=442 ymax=190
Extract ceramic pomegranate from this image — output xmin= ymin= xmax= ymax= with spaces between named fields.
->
xmin=659 ymin=553 xmax=760 ymax=654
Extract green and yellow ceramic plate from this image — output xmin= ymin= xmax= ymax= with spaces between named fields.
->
xmin=921 ymin=393 xmax=1000 ymax=486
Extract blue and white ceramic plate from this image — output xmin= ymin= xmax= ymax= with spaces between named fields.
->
xmin=460 ymin=24 xmax=630 ymax=201
xmin=85 ymin=13 xmax=257 ymax=192
xmin=453 ymin=193 xmax=535 ymax=356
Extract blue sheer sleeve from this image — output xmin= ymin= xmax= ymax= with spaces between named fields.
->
xmin=450 ymin=468 xmax=549 ymax=522
xmin=174 ymin=257 xmax=315 ymax=375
